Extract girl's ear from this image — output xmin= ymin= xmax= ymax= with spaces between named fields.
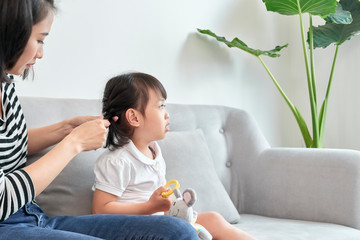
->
xmin=126 ymin=108 xmax=140 ymax=127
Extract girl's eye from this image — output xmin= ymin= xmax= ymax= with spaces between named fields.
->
xmin=160 ymin=104 xmax=166 ymax=109
xmin=37 ymin=40 xmax=45 ymax=44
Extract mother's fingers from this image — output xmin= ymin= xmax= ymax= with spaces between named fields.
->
xmin=102 ymin=119 xmax=110 ymax=128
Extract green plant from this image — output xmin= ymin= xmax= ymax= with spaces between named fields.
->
xmin=198 ymin=0 xmax=360 ymax=148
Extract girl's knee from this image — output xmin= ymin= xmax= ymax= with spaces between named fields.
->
xmin=208 ymin=211 xmax=223 ymax=219
xmin=200 ymin=211 xmax=226 ymax=224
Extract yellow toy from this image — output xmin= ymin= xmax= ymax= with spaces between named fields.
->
xmin=162 ymin=180 xmax=213 ymax=240
xmin=161 ymin=180 xmax=180 ymax=198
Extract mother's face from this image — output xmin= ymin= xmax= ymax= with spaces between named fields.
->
xmin=6 ymin=11 xmax=54 ymax=76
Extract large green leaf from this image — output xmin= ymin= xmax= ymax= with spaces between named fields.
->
xmin=197 ymin=29 xmax=288 ymax=58
xmin=325 ymin=3 xmax=352 ymax=24
xmin=262 ymin=0 xmax=337 ymax=16
xmin=312 ymin=0 xmax=360 ymax=48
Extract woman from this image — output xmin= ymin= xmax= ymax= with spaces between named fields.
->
xmin=0 ymin=1 xmax=198 ymax=239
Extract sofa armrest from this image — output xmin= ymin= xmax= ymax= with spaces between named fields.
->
xmin=243 ymin=148 xmax=360 ymax=229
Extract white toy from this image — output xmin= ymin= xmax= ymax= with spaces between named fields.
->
xmin=162 ymin=180 xmax=213 ymax=240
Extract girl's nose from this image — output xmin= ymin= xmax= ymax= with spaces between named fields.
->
xmin=165 ymin=111 xmax=170 ymax=119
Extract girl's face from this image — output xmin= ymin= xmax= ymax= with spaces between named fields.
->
xmin=6 ymin=12 xmax=54 ymax=75
xmin=140 ymin=89 xmax=170 ymax=142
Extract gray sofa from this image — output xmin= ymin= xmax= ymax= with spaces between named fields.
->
xmin=22 ymin=96 xmax=360 ymax=240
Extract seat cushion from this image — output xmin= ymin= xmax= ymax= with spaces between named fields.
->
xmin=235 ymin=214 xmax=360 ymax=240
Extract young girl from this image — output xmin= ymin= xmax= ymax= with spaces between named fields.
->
xmin=92 ymin=72 xmax=256 ymax=240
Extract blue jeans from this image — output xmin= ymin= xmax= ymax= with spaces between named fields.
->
xmin=0 ymin=203 xmax=198 ymax=240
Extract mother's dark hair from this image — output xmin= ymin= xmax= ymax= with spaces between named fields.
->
xmin=0 ymin=0 xmax=55 ymax=83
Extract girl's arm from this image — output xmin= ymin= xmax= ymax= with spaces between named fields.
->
xmin=24 ymin=117 xmax=109 ymax=197
xmin=27 ymin=116 xmax=101 ymax=155
xmin=92 ymin=187 xmax=172 ymax=215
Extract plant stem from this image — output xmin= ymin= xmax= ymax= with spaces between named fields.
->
xmin=298 ymin=2 xmax=319 ymax=147
xmin=308 ymin=14 xmax=320 ymax=147
xmin=257 ymin=56 xmax=294 ymax=110
xmin=319 ymin=44 xmax=340 ymax=142
xmin=325 ymin=45 xmax=339 ymax=103
xmin=257 ymin=56 xmax=313 ymax=147
xmin=309 ymin=15 xmax=317 ymax=107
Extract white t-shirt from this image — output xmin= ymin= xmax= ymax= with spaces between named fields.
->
xmin=93 ymin=140 xmax=166 ymax=204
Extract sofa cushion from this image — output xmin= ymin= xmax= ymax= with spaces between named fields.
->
xmin=27 ymin=147 xmax=106 ymax=217
xmin=158 ymin=129 xmax=240 ymax=224
xmin=235 ymin=214 xmax=360 ymax=240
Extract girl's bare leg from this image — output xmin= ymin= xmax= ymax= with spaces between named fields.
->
xmin=196 ymin=212 xmax=256 ymax=240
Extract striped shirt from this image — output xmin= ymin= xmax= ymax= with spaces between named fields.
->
xmin=0 ymin=82 xmax=35 ymax=221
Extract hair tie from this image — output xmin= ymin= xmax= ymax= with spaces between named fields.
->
xmin=112 ymin=116 xmax=119 ymax=122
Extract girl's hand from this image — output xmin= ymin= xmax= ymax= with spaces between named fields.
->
xmin=66 ymin=116 xmax=110 ymax=153
xmin=146 ymin=186 xmax=172 ymax=213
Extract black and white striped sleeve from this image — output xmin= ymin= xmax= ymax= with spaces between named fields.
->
xmin=0 ymin=168 xmax=35 ymax=221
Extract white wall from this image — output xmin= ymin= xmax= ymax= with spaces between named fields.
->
xmin=15 ymin=0 xmax=360 ymax=150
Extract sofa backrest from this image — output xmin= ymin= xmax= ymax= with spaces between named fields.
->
xmin=21 ymin=97 xmax=269 ymax=216
xmin=163 ymin=104 xmax=270 ymax=212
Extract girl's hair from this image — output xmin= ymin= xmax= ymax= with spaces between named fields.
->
xmin=0 ymin=0 xmax=56 ymax=83
xmin=102 ymin=72 xmax=167 ymax=150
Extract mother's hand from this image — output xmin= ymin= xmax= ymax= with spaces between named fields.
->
xmin=28 ymin=115 xmax=109 ymax=155
xmin=64 ymin=116 xmax=104 ymax=135
xmin=67 ymin=116 xmax=110 ymax=152
xmin=25 ymin=117 xmax=110 ymax=196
